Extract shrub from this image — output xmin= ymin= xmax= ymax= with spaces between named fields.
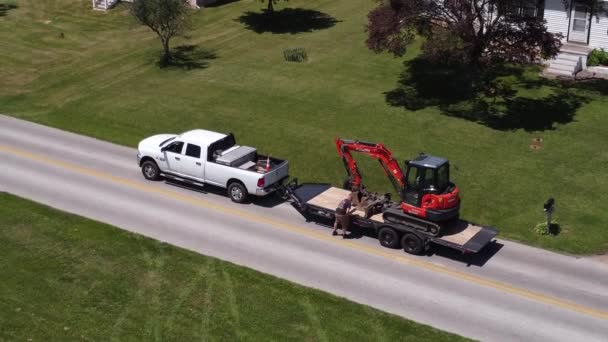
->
xmin=283 ymin=47 xmax=308 ymax=62
xmin=587 ymin=48 xmax=608 ymax=66
xmin=0 ymin=0 xmax=18 ymax=16
xmin=533 ymin=222 xmax=560 ymax=236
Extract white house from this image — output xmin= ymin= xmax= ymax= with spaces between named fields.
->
xmin=539 ymin=0 xmax=608 ymax=75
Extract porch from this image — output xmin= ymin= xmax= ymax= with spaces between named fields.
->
xmin=543 ymin=43 xmax=592 ymax=77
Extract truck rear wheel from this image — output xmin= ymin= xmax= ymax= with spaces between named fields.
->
xmin=228 ymin=182 xmax=248 ymax=203
xmin=401 ymin=233 xmax=423 ymax=255
xmin=141 ymin=160 xmax=161 ymax=181
xmin=378 ymin=227 xmax=400 ymax=249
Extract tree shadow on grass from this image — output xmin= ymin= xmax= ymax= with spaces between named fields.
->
xmin=385 ymin=57 xmax=602 ymax=131
xmin=236 ymin=8 xmax=339 ymax=34
xmin=160 ymin=45 xmax=217 ymax=70
xmin=0 ymin=3 xmax=17 ymax=16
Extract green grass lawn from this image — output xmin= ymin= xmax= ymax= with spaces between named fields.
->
xmin=1 ymin=0 xmax=607 ymax=254
xmin=0 ymin=192 xmax=467 ymax=341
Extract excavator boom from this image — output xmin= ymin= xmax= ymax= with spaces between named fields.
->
xmin=335 ymin=139 xmax=406 ymax=197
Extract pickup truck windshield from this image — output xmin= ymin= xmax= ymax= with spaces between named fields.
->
xmin=159 ymin=137 xmax=175 ymax=147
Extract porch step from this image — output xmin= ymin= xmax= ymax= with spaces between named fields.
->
xmin=555 ymin=53 xmax=584 ymax=63
xmin=543 ymin=68 xmax=576 ymax=78
xmin=549 ymin=61 xmax=579 ymax=71
xmin=549 ymin=58 xmax=579 ymax=66
xmin=543 ymin=49 xmax=587 ymax=78
xmin=561 ymin=43 xmax=593 ymax=55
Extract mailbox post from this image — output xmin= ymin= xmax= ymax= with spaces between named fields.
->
xmin=543 ymin=198 xmax=555 ymax=234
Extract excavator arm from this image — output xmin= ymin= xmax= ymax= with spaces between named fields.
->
xmin=335 ymin=138 xmax=406 ymax=199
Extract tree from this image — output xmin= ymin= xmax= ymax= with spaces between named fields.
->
xmin=131 ymin=0 xmax=191 ymax=66
xmin=561 ymin=0 xmax=608 ymax=17
xmin=260 ymin=0 xmax=288 ymax=13
xmin=366 ymin=0 xmax=562 ymax=67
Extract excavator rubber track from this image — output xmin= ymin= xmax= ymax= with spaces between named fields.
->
xmin=382 ymin=207 xmax=442 ymax=236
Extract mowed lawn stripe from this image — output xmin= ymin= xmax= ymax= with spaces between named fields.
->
xmin=0 ymin=193 xmax=468 ymax=341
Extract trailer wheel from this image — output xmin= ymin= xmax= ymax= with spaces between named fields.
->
xmin=228 ymin=182 xmax=248 ymax=203
xmin=378 ymin=227 xmax=400 ymax=249
xmin=401 ymin=233 xmax=423 ymax=255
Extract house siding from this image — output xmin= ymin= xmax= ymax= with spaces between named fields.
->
xmin=544 ymin=0 xmax=570 ymax=39
xmin=589 ymin=6 xmax=608 ymax=49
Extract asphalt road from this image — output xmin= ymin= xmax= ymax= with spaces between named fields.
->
xmin=1 ymin=115 xmax=607 ymax=341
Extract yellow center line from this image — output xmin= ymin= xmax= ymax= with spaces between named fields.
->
xmin=2 ymin=144 xmax=607 ymax=321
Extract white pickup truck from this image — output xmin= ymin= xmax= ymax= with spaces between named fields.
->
xmin=137 ymin=129 xmax=289 ymax=203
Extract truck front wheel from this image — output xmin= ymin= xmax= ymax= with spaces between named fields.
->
xmin=378 ymin=227 xmax=400 ymax=249
xmin=141 ymin=160 xmax=161 ymax=181
xmin=228 ymin=182 xmax=248 ymax=203
xmin=401 ymin=233 xmax=423 ymax=255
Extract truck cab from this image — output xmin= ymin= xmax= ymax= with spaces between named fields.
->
xmin=137 ymin=129 xmax=288 ymax=203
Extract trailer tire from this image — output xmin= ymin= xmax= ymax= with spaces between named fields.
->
xmin=401 ymin=233 xmax=423 ymax=255
xmin=378 ymin=227 xmax=400 ymax=249
xmin=228 ymin=182 xmax=248 ymax=203
xmin=141 ymin=160 xmax=161 ymax=181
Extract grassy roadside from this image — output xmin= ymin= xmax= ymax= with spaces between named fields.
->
xmin=0 ymin=0 xmax=607 ymax=254
xmin=0 ymin=192 xmax=467 ymax=341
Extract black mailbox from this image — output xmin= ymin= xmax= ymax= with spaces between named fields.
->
xmin=543 ymin=198 xmax=554 ymax=212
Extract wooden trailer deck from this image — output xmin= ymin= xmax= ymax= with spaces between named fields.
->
xmin=307 ymin=187 xmax=384 ymax=222
xmin=439 ymin=222 xmax=483 ymax=245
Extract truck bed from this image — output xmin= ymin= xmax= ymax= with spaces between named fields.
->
xmin=289 ymin=183 xmax=497 ymax=253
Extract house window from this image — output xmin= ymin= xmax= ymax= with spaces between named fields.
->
xmin=501 ymin=0 xmax=545 ymax=19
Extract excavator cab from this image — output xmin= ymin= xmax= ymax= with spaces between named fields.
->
xmin=403 ymin=154 xmax=451 ymax=204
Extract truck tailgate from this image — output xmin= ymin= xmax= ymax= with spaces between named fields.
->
xmin=264 ymin=161 xmax=289 ymax=186
xmin=435 ymin=220 xmax=498 ymax=253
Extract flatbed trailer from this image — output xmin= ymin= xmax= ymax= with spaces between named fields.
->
xmin=284 ymin=183 xmax=498 ymax=255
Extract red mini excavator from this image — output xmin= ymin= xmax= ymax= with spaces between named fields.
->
xmin=336 ymin=138 xmax=460 ymax=236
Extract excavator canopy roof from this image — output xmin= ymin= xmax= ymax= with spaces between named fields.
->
xmin=409 ymin=154 xmax=448 ymax=169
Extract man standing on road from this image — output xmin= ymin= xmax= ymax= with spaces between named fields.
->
xmin=332 ymin=192 xmax=354 ymax=238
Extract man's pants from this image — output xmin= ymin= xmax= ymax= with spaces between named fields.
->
xmin=334 ymin=214 xmax=349 ymax=232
